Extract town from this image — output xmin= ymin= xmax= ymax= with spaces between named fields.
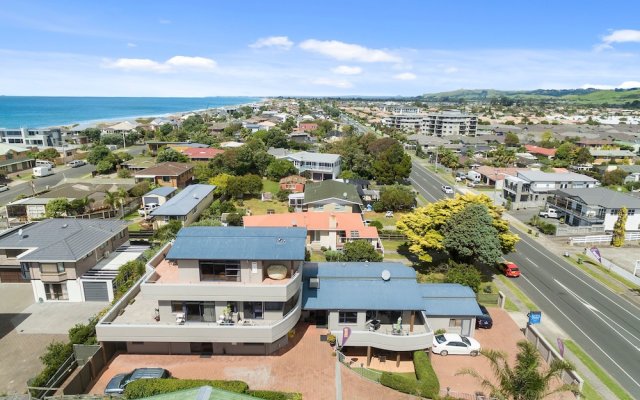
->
xmin=0 ymin=93 xmax=639 ymax=400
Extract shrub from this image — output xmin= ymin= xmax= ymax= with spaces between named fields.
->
xmin=68 ymin=320 xmax=97 ymax=345
xmin=413 ymin=351 xmax=439 ymax=397
xmin=323 ymin=250 xmax=343 ymax=262
xmin=443 ymin=261 xmax=482 ymax=293
xmin=117 ymin=169 xmax=132 ymax=178
xmin=380 ymin=372 xmax=418 ymax=395
xmin=372 ymin=201 xmax=384 ymax=213
xmin=247 ymin=390 xmax=297 ymax=400
xmin=368 ymin=220 xmax=383 ymax=232
xmin=124 ymin=379 xmax=249 ymax=399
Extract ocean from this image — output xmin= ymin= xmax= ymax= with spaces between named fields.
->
xmin=0 ymin=96 xmax=262 ymax=129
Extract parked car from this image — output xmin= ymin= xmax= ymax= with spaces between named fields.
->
xmin=35 ymin=159 xmax=55 ymax=168
xmin=104 ymin=368 xmax=170 ymax=395
xmin=67 ymin=160 xmax=86 ymax=168
xmin=441 ymin=185 xmax=454 ymax=194
xmin=476 ymin=304 xmax=493 ymax=329
xmin=501 ymin=261 xmax=521 ymax=278
xmin=0 ymin=184 xmax=8 ymax=192
xmin=432 ymin=333 xmax=481 ymax=356
xmin=539 ymin=208 xmax=560 ymax=219
xmin=138 ymin=203 xmax=160 ymax=216
xmin=385 ymin=210 xmax=394 ymax=218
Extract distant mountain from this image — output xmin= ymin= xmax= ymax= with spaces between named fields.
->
xmin=420 ymin=88 xmax=640 ymax=107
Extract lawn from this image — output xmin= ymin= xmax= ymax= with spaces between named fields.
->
xmin=380 ymin=240 xmax=406 ymax=252
xmin=128 ymin=221 xmax=142 ymax=232
xmin=309 ymin=251 xmax=326 ymax=262
xmin=363 ymin=210 xmax=408 ymax=227
xmin=236 ymin=197 xmax=289 ymax=215
xmin=498 ymin=275 xmax=538 ymax=311
xmin=262 ymin=179 xmax=280 ymax=194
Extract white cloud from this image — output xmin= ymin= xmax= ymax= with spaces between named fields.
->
xmin=126 ymin=43 xmax=137 ymax=48
xmin=249 ymin=36 xmax=293 ymax=50
xmin=331 ymin=65 xmax=362 ymax=75
xmin=393 ymin=72 xmax=416 ymax=80
xmin=300 ymin=39 xmax=401 ymax=63
xmin=444 ymin=66 xmax=458 ymax=74
xmin=104 ymin=56 xmax=216 ymax=72
xmin=581 ymin=81 xmax=640 ymax=90
xmin=311 ymin=77 xmax=353 ymax=88
xmin=596 ymin=29 xmax=640 ymax=51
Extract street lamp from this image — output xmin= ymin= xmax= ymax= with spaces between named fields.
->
xmin=122 ymin=131 xmax=127 ymax=149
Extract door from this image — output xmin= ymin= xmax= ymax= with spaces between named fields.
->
xmin=83 ymin=281 xmax=109 ymax=301
xmin=0 ymin=269 xmax=26 ymax=283
xmin=461 ymin=319 xmax=472 ymax=336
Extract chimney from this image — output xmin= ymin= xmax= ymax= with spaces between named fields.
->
xmin=329 ymin=213 xmax=337 ymax=229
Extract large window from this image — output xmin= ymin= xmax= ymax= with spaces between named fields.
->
xmin=44 ymin=283 xmax=68 ymax=300
xmin=338 ymin=311 xmax=358 ymax=324
xmin=449 ymin=319 xmax=463 ymax=328
xmin=40 ymin=262 xmax=65 ymax=274
xmin=199 ymin=260 xmax=240 ymax=282
xmin=243 ymin=302 xmax=264 ymax=319
xmin=283 ymin=293 xmax=299 ymax=316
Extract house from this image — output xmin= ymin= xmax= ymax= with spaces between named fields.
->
xmin=298 ymin=122 xmax=318 ymax=132
xmin=279 ymin=175 xmax=307 ymax=193
xmin=0 ymin=143 xmax=36 ymax=174
xmin=150 ymin=184 xmax=216 ymax=228
xmin=589 ymin=149 xmax=636 ymax=165
xmin=102 ymin=121 xmax=138 ymax=135
xmin=279 ymin=151 xmax=341 ymax=181
xmin=0 ymin=219 xmax=131 ymax=301
xmin=576 ymin=139 xmax=615 ymax=149
xmin=134 ymin=162 xmax=194 ymax=188
xmin=288 ymin=131 xmax=316 ymax=144
xmin=243 ymin=212 xmax=383 ymax=253
xmin=547 ymin=187 xmax=640 ymax=232
xmin=146 ymin=141 xmax=208 ymax=156
xmin=96 ymin=227 xmax=307 ymax=355
xmin=475 ymin=166 xmax=523 ymax=189
xmin=503 ymin=171 xmax=599 ymax=209
xmin=142 ymin=187 xmax=177 ymax=210
xmin=0 ymin=127 xmax=63 ymax=147
xmin=524 ymin=145 xmax=556 ymax=159
xmin=293 ymin=180 xmax=363 ymax=213
xmin=181 ymin=147 xmax=224 ymax=162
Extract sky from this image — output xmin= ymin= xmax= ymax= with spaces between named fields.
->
xmin=1 ymin=0 xmax=640 ymax=96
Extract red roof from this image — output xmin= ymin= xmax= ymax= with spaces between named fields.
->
xmin=182 ymin=147 xmax=224 ymax=159
xmin=243 ymin=212 xmax=379 ymax=239
xmin=525 ymin=145 xmax=556 ymax=157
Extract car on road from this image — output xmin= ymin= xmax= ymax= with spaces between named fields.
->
xmin=432 ymin=333 xmax=481 ymax=356
xmin=476 ymin=304 xmax=493 ymax=329
xmin=441 ymin=185 xmax=454 ymax=194
xmin=0 ymin=184 xmax=8 ymax=192
xmin=501 ymin=261 xmax=521 ymax=278
xmin=138 ymin=203 xmax=160 ymax=216
xmin=67 ymin=160 xmax=86 ymax=168
xmin=104 ymin=368 xmax=170 ymax=395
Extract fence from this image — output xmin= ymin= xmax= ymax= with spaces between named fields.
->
xmin=583 ymin=249 xmax=640 ymax=285
xmin=555 ymin=224 xmax=605 ymax=237
xmin=569 ymin=232 xmax=640 ymax=245
xmin=58 ymin=343 xmax=121 ymax=396
xmin=379 ymin=233 xmax=407 ymax=241
xmin=523 ymin=325 xmax=583 ymax=399
xmin=28 ymin=354 xmax=78 ymax=399
xmin=476 ymin=292 xmax=505 ymax=307
xmin=335 ymin=350 xmax=383 ymax=384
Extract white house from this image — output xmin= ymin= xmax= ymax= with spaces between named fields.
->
xmin=279 ymin=151 xmax=341 ymax=181
xmin=503 ymin=171 xmax=599 ymax=209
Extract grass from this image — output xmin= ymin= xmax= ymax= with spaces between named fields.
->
xmin=351 ymin=368 xmax=383 ymax=382
xmin=128 ymin=222 xmax=142 ymax=232
xmin=498 ymin=275 xmax=538 ymax=311
xmin=262 ymin=179 xmax=280 ymax=194
xmin=309 ymin=251 xmax=326 ymax=262
xmin=503 ymin=297 xmax=519 ymax=312
xmin=572 ymin=255 xmax=640 ymax=292
xmin=363 ymin=210 xmax=408 ymax=227
xmin=580 ymin=382 xmax=604 ymax=400
xmin=382 ymin=252 xmax=411 ymax=264
xmin=380 ymin=240 xmax=406 ymax=251
xmin=123 ymin=210 xmax=139 ymax=221
xmin=564 ymin=340 xmax=633 ymax=400
xmin=236 ymin=197 xmax=289 ymax=215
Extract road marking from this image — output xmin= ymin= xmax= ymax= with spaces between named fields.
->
xmin=521 ymin=275 xmax=640 ymax=390
xmin=409 ymin=177 xmax=438 ymax=202
xmin=524 ymin=257 xmax=538 ymax=267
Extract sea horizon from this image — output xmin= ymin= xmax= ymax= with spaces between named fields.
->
xmin=0 ymin=96 xmax=263 ymax=129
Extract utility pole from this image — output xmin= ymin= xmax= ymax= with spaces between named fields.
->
xmin=122 ymin=131 xmax=126 ymax=149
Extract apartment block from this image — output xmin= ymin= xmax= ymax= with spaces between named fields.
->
xmin=0 ymin=128 xmax=64 ymax=147
xmin=382 ymin=110 xmax=477 ymax=136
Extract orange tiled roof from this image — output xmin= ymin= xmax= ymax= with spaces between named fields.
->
xmin=243 ymin=212 xmax=379 ymax=238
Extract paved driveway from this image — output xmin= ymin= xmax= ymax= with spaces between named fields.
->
xmin=89 ymin=324 xmax=417 ymax=400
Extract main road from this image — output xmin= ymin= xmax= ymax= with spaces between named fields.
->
xmin=409 ymin=160 xmax=640 ymax=398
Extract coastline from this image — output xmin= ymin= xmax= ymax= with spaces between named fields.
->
xmin=0 ymin=96 xmax=266 ymax=130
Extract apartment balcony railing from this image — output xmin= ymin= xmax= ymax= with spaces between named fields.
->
xmin=547 ymin=198 xmax=605 ymax=223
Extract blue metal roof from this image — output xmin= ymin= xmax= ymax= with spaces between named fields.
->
xmin=151 ymin=184 xmax=215 ymax=216
xmin=166 ymin=227 xmax=307 ymax=260
xmin=303 ymin=262 xmax=416 ymax=279
xmin=419 ymin=283 xmax=477 ymax=299
xmin=145 ymin=187 xmax=177 ymax=197
xmin=423 ymin=299 xmax=483 ymax=317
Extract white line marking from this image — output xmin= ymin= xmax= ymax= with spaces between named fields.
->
xmin=409 ymin=177 xmax=438 ymax=202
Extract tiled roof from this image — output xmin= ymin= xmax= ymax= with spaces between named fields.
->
xmin=181 ymin=147 xmax=224 ymax=159
xmin=134 ymin=162 xmax=193 ymax=177
xmin=244 ymin=212 xmax=378 ymax=238
xmin=525 ymin=145 xmax=557 ymax=157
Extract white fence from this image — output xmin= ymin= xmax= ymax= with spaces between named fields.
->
xmin=569 ymin=232 xmax=640 ymax=245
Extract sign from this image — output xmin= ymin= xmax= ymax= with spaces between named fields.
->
xmin=341 ymin=327 xmax=352 ymax=347
xmin=527 ymin=311 xmax=542 ymax=325
xmin=589 ymin=246 xmax=602 ymax=264
xmin=557 ymin=338 xmax=565 ymax=357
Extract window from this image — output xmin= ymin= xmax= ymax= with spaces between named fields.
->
xmin=199 ymin=260 xmax=240 ymax=282
xmin=264 ymin=302 xmax=283 ymax=311
xmin=57 ymin=262 xmax=65 ymax=273
xmin=449 ymin=319 xmax=463 ymax=328
xmin=350 ymin=230 xmax=360 ymax=238
xmin=40 ymin=263 xmax=64 ymax=274
xmin=610 ymin=209 xmax=619 ymax=215
xmin=629 ymin=209 xmax=636 ymax=216
xmin=44 ymin=283 xmax=68 ymax=300
xmin=227 ymin=301 xmax=238 ymax=313
xmin=365 ymin=310 xmax=377 ymax=321
xmin=339 ymin=311 xmax=358 ymax=324
xmin=171 ymin=301 xmax=184 ymax=313
xmin=243 ymin=302 xmax=264 ymax=319
xmin=283 ymin=293 xmax=299 ymax=316
xmin=162 ymin=176 xmax=171 ymax=182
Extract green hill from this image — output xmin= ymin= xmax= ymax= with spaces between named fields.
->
xmin=421 ymin=88 xmax=640 ymax=107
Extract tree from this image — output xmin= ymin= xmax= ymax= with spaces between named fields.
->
xmin=397 ymin=193 xmax=519 ymax=263
xmin=67 ymin=196 xmax=92 ymax=215
xmin=45 ymin=198 xmax=70 ymax=217
xmin=209 ymin=173 xmax=234 ymax=196
xmin=157 ymin=147 xmax=189 ymax=163
xmin=152 ymin=220 xmax=183 ymax=243
xmin=444 ymin=260 xmax=482 ymax=293
xmin=371 ymin=140 xmax=412 ymax=184
xmin=342 ymin=240 xmax=383 ymax=262
xmin=36 ymin=148 xmax=60 ymax=161
xmin=437 ymin=146 xmax=460 ymax=169
xmin=490 ymin=146 xmax=517 ymax=167
xmin=96 ymin=160 xmax=115 ymax=174
xmin=86 ymin=145 xmax=111 ymax=165
xmin=83 ymin=128 xmax=102 ymax=143
xmin=458 ymin=340 xmax=579 ymax=400
xmin=504 ymin=132 xmax=519 ymax=146
xmin=611 ymin=207 xmax=627 ymax=247
xmin=103 ymin=190 xmax=124 ymax=211
xmin=554 ymin=142 xmax=576 ymax=161
xmin=159 ymin=123 xmax=174 ymax=136
xmin=602 ymin=169 xmax=628 ymax=186
xmin=265 ymin=159 xmax=297 ymax=180
xmin=379 ymin=185 xmax=416 ymax=211
xmin=573 ymin=147 xmax=594 ymax=165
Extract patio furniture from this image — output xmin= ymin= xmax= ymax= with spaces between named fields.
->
xmin=366 ymin=319 xmax=381 ymax=331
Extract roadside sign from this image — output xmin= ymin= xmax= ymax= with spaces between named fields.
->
xmin=589 ymin=247 xmax=602 ymax=263
xmin=341 ymin=327 xmax=351 ymax=347
xmin=557 ymin=338 xmax=565 ymax=357
xmin=527 ymin=311 xmax=542 ymax=325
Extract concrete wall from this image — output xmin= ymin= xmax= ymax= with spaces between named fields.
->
xmin=31 ymin=278 xmax=83 ymax=302
xmin=427 ymin=316 xmax=476 ymax=337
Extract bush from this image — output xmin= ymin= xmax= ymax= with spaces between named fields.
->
xmin=443 ymin=261 xmax=482 ymax=293
xmin=413 ymin=351 xmax=439 ymax=397
xmin=247 ymin=390 xmax=301 ymax=400
xmin=324 ymin=250 xmax=343 ymax=262
xmin=380 ymin=372 xmax=418 ymax=395
xmin=368 ymin=220 xmax=383 ymax=232
xmin=68 ymin=320 xmax=97 ymax=345
xmin=117 ymin=169 xmax=132 ymax=178
xmin=124 ymin=379 xmax=249 ymax=399
xmin=276 ymin=189 xmax=291 ymax=202
xmin=372 ymin=201 xmax=384 ymax=213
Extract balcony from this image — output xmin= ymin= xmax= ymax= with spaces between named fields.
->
xmin=547 ymin=198 xmax=605 ymax=223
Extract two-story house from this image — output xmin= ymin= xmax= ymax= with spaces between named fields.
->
xmin=503 ymin=171 xmax=599 ymax=209
xmin=150 ymin=184 xmax=216 ymax=228
xmin=134 ymin=162 xmax=194 ymax=188
xmin=280 ymin=151 xmax=341 ymax=181
xmin=546 ymin=187 xmax=640 ymax=232
xmin=0 ymin=219 xmax=129 ymax=300
xmin=96 ymin=227 xmax=306 ymax=355
xmin=289 ymin=180 xmax=363 ymax=213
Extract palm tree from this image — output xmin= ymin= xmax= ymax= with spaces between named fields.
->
xmin=457 ymin=340 xmax=580 ymax=400
xmin=116 ymin=188 xmax=128 ymax=217
xmin=103 ymin=191 xmax=119 ymax=211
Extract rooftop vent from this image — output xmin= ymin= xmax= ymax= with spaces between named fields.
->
xmin=62 ymin=223 xmax=69 ymax=229
xmin=309 ymin=277 xmax=320 ymax=289
xmin=381 ymin=269 xmax=391 ymax=281
xmin=276 ymin=238 xmax=286 ymax=244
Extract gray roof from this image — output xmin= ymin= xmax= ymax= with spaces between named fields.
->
xmin=0 ymin=219 xmax=128 ymax=262
xmin=166 ymin=227 xmax=307 ymax=260
xmin=303 ymin=180 xmax=363 ymax=206
xmin=589 ymin=149 xmax=637 ymax=157
xmin=517 ymin=170 xmax=598 ymax=183
xmin=284 ymin=151 xmax=340 ymax=163
xmin=145 ymin=187 xmax=177 ymax=197
xmin=151 ymin=184 xmax=215 ymax=216
xmin=555 ymin=187 xmax=640 ymax=209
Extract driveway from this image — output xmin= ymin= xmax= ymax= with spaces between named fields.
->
xmin=89 ymin=324 xmax=417 ymax=400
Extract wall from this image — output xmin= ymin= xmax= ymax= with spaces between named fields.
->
xmin=603 ymin=211 xmax=640 ymax=232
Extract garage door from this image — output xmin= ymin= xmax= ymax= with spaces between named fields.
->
xmin=0 ymin=269 xmax=26 ymax=283
xmin=83 ymin=281 xmax=109 ymax=301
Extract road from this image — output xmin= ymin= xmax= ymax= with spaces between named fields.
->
xmin=409 ymin=160 xmax=640 ymax=397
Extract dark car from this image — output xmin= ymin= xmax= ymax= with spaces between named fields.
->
xmin=476 ymin=304 xmax=493 ymax=329
xmin=104 ymin=368 xmax=170 ymax=395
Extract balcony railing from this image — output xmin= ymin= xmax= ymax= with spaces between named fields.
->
xmin=547 ymin=198 xmax=605 ymax=222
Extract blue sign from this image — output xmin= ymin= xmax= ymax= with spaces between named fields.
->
xmin=528 ymin=311 xmax=542 ymax=325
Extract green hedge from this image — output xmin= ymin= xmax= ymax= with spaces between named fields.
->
xmin=413 ymin=351 xmax=440 ymax=397
xmin=124 ymin=379 xmax=249 ymax=399
xmin=247 ymin=390 xmax=302 ymax=400
xmin=380 ymin=372 xmax=418 ymax=395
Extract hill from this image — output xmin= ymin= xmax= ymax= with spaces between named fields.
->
xmin=421 ymin=88 xmax=640 ymax=107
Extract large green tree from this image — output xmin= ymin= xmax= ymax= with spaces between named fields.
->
xmin=602 ymin=169 xmax=628 ymax=186
xmin=157 ymin=147 xmax=189 ymax=163
xmin=458 ymin=341 xmax=579 ymax=400
xmin=370 ymin=139 xmax=412 ymax=184
xmin=378 ymin=185 xmax=416 ymax=211
xmin=45 ymin=198 xmax=70 ymax=217
xmin=342 ymin=240 xmax=383 ymax=262
xmin=265 ymin=159 xmax=297 ymax=180
xmin=86 ymin=145 xmax=111 ymax=165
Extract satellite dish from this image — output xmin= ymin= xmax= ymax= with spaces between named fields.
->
xmin=381 ymin=269 xmax=391 ymax=281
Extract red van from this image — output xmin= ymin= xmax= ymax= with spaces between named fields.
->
xmin=502 ymin=261 xmax=521 ymax=277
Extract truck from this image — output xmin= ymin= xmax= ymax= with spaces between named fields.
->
xmin=539 ymin=208 xmax=560 ymax=219
xmin=32 ymin=166 xmax=54 ymax=177
xmin=467 ymin=170 xmax=481 ymax=183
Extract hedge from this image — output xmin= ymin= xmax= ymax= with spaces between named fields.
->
xmin=247 ymin=390 xmax=302 ymax=400
xmin=413 ymin=351 xmax=440 ymax=397
xmin=379 ymin=372 xmax=418 ymax=395
xmin=124 ymin=379 xmax=249 ymax=399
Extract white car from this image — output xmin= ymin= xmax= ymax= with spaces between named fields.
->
xmin=432 ymin=333 xmax=481 ymax=356
xmin=138 ymin=203 xmax=160 ymax=216
xmin=67 ymin=160 xmax=86 ymax=168
xmin=441 ymin=185 xmax=454 ymax=194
